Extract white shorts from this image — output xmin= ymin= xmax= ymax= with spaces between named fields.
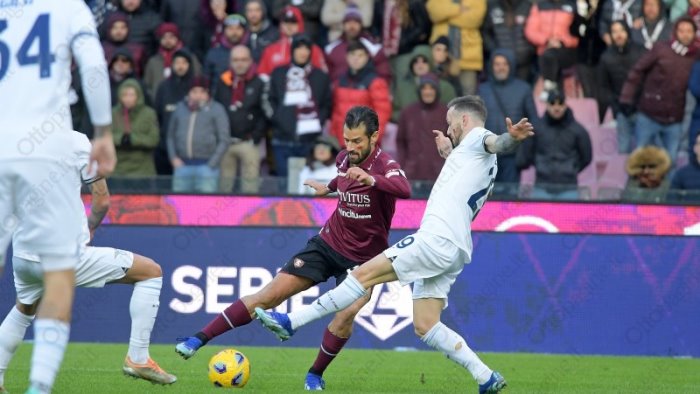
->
xmin=384 ymin=232 xmax=469 ymax=307
xmin=13 ymin=247 xmax=134 ymax=305
xmin=0 ymin=158 xmax=84 ymax=271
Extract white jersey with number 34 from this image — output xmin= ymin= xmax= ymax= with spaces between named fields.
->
xmin=0 ymin=0 xmax=104 ymax=159
xmin=419 ymin=127 xmax=497 ymax=260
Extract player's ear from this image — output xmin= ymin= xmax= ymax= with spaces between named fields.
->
xmin=370 ymin=130 xmax=379 ymax=145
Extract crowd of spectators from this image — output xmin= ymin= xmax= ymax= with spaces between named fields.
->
xmin=73 ymin=0 xmax=700 ymax=202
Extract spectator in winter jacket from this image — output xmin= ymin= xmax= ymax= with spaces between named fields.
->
xmin=517 ymin=91 xmax=593 ymax=200
xmin=396 ymin=74 xmax=447 ymax=183
xmin=482 ymin=0 xmax=536 ymax=82
xmin=330 ymin=41 xmax=392 ymax=147
xmin=631 ymin=0 xmax=672 ymax=50
xmin=431 ymin=36 xmax=463 ymax=96
xmin=204 ymin=14 xmax=249 ymax=83
xmin=622 ymin=145 xmax=671 ymax=202
xmin=620 ymin=16 xmax=697 ymax=162
xmin=108 ymin=47 xmax=152 ymax=106
xmin=392 ymin=48 xmax=457 ymax=121
xmin=669 ymin=134 xmax=700 ymax=202
xmin=201 ymin=0 xmax=238 ymax=50
xmin=112 ymin=79 xmax=160 ymax=177
xmin=321 ymin=0 xmax=373 ymax=43
xmin=103 ymin=0 xmax=162 ymax=57
xmin=598 ymin=0 xmax=643 ymax=46
xmin=267 ymin=34 xmax=332 ymax=177
xmin=687 ymin=60 xmax=700 ymax=165
xmin=167 ymin=77 xmax=231 ymax=192
xmin=524 ymin=0 xmax=580 ymax=99
xmin=598 ymin=20 xmax=645 ymax=153
xmin=101 ymin=12 xmax=147 ymax=76
xmin=426 ymin=0 xmax=487 ymax=95
xmin=325 ymin=4 xmax=392 ymax=84
xmin=244 ymin=0 xmax=280 ymax=62
xmin=272 ymin=0 xmax=324 ymax=45
xmin=144 ymin=23 xmax=202 ymax=101
xmin=154 ymin=49 xmax=198 ymax=175
xmin=375 ymin=0 xmax=432 ymax=58
xmin=257 ymin=6 xmax=326 ymax=77
xmin=478 ymin=48 xmax=538 ymax=194
xmin=212 ymin=45 xmax=267 ymax=193
xmin=161 ymin=0 xmax=205 ymax=60
xmin=297 ymin=135 xmax=341 ymax=194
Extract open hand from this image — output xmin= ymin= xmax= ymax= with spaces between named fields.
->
xmin=506 ymin=117 xmax=535 ymax=141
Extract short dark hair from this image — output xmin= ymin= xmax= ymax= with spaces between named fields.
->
xmin=447 ymin=95 xmax=487 ymax=123
xmin=346 ymin=40 xmax=369 ymax=54
xmin=344 ymin=106 xmax=378 ymax=137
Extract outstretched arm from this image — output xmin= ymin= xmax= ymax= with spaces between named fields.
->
xmin=485 ymin=117 xmax=534 ymax=154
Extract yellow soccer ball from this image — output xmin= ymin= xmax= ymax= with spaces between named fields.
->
xmin=208 ymin=348 xmax=251 ymax=388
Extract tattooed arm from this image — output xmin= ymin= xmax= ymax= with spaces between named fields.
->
xmin=484 ymin=117 xmax=534 ymax=154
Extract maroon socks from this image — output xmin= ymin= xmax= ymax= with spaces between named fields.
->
xmin=309 ymin=327 xmax=350 ymax=376
xmin=200 ymin=299 xmax=253 ymax=341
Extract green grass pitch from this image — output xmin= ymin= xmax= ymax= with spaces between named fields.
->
xmin=3 ymin=343 xmax=698 ymax=393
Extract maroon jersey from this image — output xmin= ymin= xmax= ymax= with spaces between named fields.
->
xmin=320 ymin=147 xmax=411 ymax=262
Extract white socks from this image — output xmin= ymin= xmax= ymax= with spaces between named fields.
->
xmin=289 ymin=275 xmax=366 ymax=330
xmin=421 ymin=322 xmax=492 ymax=385
xmin=30 ymin=319 xmax=70 ymax=392
xmin=0 ymin=307 xmax=34 ymax=386
xmin=127 ymin=277 xmax=162 ymax=364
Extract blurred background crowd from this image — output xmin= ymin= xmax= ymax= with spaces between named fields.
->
xmin=75 ymin=0 xmax=700 ymax=202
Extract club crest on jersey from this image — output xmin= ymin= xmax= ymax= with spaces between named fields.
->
xmin=355 ymin=281 xmax=413 ymax=340
xmin=293 ymin=258 xmax=305 ymax=268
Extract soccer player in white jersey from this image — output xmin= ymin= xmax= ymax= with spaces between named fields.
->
xmin=256 ymin=96 xmax=534 ymax=393
xmin=0 ymin=1 xmax=116 ymax=393
xmin=0 ymin=131 xmax=176 ymax=392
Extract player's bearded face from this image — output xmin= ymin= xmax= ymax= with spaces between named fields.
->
xmin=344 ymin=125 xmax=376 ymax=164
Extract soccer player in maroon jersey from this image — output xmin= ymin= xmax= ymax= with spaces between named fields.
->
xmin=176 ymin=106 xmax=411 ymax=390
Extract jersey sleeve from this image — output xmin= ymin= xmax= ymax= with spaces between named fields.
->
xmin=327 ymin=151 xmax=347 ymax=192
xmin=373 ymin=156 xmax=411 ymax=199
xmin=465 ymin=127 xmax=497 ymax=155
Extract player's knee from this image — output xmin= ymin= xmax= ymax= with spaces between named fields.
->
xmin=143 ymin=257 xmax=163 ymax=278
xmin=413 ymin=319 xmax=438 ymax=338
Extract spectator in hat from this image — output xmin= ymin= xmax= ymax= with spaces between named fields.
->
xmin=431 ymin=36 xmax=462 ymax=96
xmin=266 ymin=33 xmax=332 ymax=176
xmin=325 ymin=3 xmax=392 ymax=84
xmin=102 ymin=0 xmax=162 ymax=56
xmin=244 ymin=0 xmax=280 ymax=62
xmin=144 ymin=22 xmax=202 ymax=101
xmin=258 ymin=5 xmax=326 ymax=77
xmin=297 ymin=136 xmax=341 ymax=195
xmin=201 ymin=0 xmax=238 ymax=50
xmin=108 ymin=47 xmax=152 ymax=106
xmin=479 ymin=48 xmax=538 ymax=195
xmin=622 ymin=146 xmax=672 ymax=202
xmin=517 ymin=90 xmax=592 ymax=200
xmin=167 ymin=77 xmax=231 ymax=192
xmin=272 ymin=0 xmax=324 ymax=43
xmin=321 ymin=0 xmax=373 ymax=43
xmin=396 ymin=73 xmax=448 ymax=184
xmin=213 ymin=45 xmax=268 ymax=193
xmin=204 ymin=14 xmax=249 ymax=83
xmin=426 ymin=0 xmax=488 ymax=95
xmin=391 ymin=47 xmax=457 ymax=121
xmin=330 ymin=40 xmax=391 ymax=147
xmin=154 ymin=49 xmax=199 ymax=175
xmin=101 ymin=12 xmax=147 ymax=76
